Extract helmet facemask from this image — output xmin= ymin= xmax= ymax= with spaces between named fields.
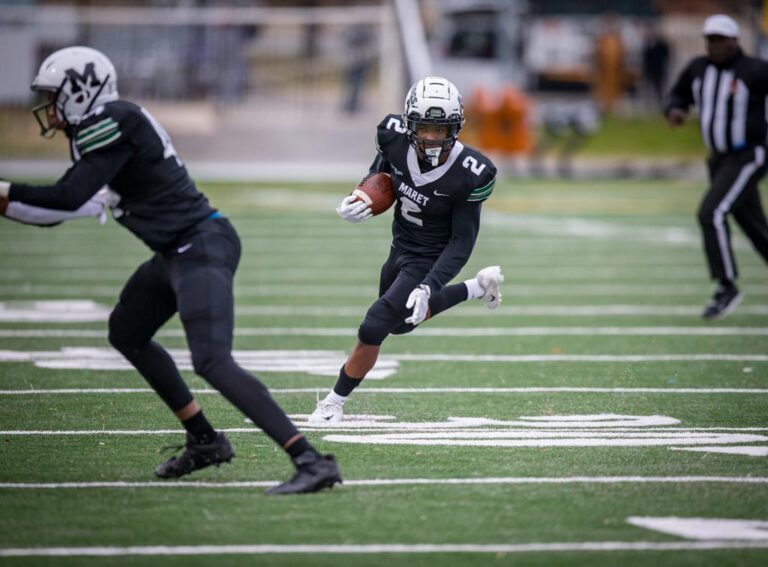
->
xmin=32 ymin=84 xmax=67 ymax=138
xmin=403 ymin=77 xmax=465 ymax=167
xmin=406 ymin=113 xmax=462 ymax=166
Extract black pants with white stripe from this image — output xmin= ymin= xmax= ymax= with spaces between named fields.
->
xmin=698 ymin=145 xmax=768 ymax=282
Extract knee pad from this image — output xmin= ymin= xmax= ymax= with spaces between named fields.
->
xmin=357 ymin=318 xmax=388 ymax=346
xmin=107 ymin=305 xmax=142 ymax=353
xmin=191 ymin=348 xmax=231 ymax=379
xmin=357 ymin=308 xmax=394 ymax=346
xmin=390 ymin=322 xmax=416 ymax=336
xmin=358 ymin=296 xmax=410 ymax=345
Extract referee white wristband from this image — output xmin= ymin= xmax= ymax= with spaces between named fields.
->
xmin=0 ymin=181 xmax=9 ymax=198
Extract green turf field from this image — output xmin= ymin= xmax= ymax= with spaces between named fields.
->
xmin=0 ymin=178 xmax=767 ymax=565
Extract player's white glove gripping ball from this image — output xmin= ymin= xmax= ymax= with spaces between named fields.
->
xmin=405 ymin=284 xmax=431 ymax=325
xmin=337 ymin=194 xmax=372 ymax=223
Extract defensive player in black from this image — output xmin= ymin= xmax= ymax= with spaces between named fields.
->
xmin=0 ymin=46 xmax=341 ymax=495
xmin=666 ymin=15 xmax=768 ymax=320
xmin=309 ymin=76 xmax=503 ymax=423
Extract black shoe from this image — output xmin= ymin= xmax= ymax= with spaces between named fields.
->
xmin=155 ymin=432 xmax=234 ymax=479
xmin=702 ymin=285 xmax=742 ymax=321
xmin=265 ymin=452 xmax=342 ymax=495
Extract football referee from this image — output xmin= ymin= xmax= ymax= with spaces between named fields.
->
xmin=665 ymin=14 xmax=768 ymax=320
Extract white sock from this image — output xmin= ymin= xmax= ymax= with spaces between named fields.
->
xmin=464 ymin=278 xmax=484 ymax=300
xmin=325 ymin=391 xmax=348 ymax=406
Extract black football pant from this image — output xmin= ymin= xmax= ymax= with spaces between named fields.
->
xmin=357 ymin=246 xmax=468 ymax=346
xmin=108 ymin=217 xmax=301 ymax=447
xmin=699 ymin=146 xmax=768 ymax=282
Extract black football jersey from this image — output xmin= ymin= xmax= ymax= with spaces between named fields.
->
xmin=10 ymin=100 xmax=215 ymax=251
xmin=369 ymin=114 xmax=497 ymax=290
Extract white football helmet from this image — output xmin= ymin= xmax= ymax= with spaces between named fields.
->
xmin=403 ymin=76 xmax=464 ymax=165
xmin=31 ymin=46 xmax=118 ymax=136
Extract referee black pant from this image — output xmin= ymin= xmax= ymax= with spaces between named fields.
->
xmin=698 ymin=145 xmax=768 ymax=282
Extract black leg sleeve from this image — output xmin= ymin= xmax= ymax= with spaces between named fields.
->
xmin=108 ymin=256 xmax=193 ymax=412
xmin=173 ymin=219 xmax=303 ymax=448
xmin=428 ymin=283 xmax=469 ymax=317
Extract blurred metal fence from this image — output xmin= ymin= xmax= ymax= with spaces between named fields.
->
xmin=0 ymin=5 xmax=402 ymax=162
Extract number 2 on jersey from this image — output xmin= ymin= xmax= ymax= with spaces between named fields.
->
xmin=462 ymin=156 xmax=486 ymax=175
xmin=399 ymin=197 xmax=423 ymax=226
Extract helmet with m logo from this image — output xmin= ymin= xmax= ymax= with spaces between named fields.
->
xmin=31 ymin=46 xmax=118 ymax=136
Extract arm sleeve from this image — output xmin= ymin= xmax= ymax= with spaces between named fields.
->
xmin=664 ymin=60 xmax=695 ymax=115
xmin=8 ymin=145 xmax=131 ymax=211
xmin=758 ymin=60 xmax=768 ymax=96
xmin=367 ymin=151 xmax=391 ymax=176
xmin=421 ymin=200 xmax=482 ymax=292
xmin=3 ymin=196 xmax=104 ymax=227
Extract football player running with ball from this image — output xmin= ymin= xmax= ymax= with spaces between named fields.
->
xmin=310 ymin=76 xmax=503 ymax=423
xmin=0 ymin=46 xmax=341 ymax=495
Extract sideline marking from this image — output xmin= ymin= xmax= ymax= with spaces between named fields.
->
xmin=2 ymin=541 xmax=768 ymax=557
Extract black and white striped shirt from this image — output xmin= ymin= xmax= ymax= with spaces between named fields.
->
xmin=666 ymin=49 xmax=768 ymax=154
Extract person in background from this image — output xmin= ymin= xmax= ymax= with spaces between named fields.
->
xmin=665 ymin=15 xmax=768 ymax=320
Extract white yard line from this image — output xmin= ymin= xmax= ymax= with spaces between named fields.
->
xmin=2 ymin=387 xmax=768 ymax=396
xmin=1 ymin=476 xmax=767 ymax=490
xmin=671 ymin=446 xmax=768 ymax=457
xmin=235 ymin=304 xmax=768 ymax=317
xmin=1 ymin=541 xmax=767 ymax=557
xmin=2 ymin=284 xmax=767 ymax=297
xmin=4 ymin=302 xmax=768 ymax=322
xmin=2 ymin=427 xmax=767 ymax=436
xmin=2 ymin=326 xmax=768 ymax=338
xmin=3 ymin=268 xmax=764 ymax=283
xmin=2 ymin=348 xmax=767 ymax=368
xmin=395 ymin=354 xmax=768 ymax=362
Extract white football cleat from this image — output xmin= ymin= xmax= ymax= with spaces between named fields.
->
xmin=308 ymin=399 xmax=344 ymax=423
xmin=476 ymin=265 xmax=504 ymax=309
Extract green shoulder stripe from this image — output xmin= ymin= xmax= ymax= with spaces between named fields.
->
xmin=467 ymin=177 xmax=496 ymax=201
xmin=77 ymin=129 xmax=122 ymax=154
xmin=76 ymin=118 xmax=118 ymax=144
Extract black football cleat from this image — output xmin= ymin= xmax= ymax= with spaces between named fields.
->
xmin=702 ymin=285 xmax=742 ymax=321
xmin=155 ymin=432 xmax=234 ymax=479
xmin=265 ymin=452 xmax=342 ymax=495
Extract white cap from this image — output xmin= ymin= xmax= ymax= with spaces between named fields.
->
xmin=702 ymin=14 xmax=740 ymax=38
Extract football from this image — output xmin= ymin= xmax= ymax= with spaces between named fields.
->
xmin=352 ymin=172 xmax=395 ymax=216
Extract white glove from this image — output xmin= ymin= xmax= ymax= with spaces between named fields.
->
xmin=336 ymin=194 xmax=372 ymax=223
xmin=405 ymin=284 xmax=431 ymax=325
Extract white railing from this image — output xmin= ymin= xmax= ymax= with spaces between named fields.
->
xmin=0 ymin=5 xmax=404 ymax=162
